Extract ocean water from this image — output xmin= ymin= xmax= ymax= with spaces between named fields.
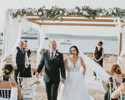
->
xmin=26 ymin=34 xmax=118 ymax=54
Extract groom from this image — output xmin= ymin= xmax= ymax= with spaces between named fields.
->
xmin=36 ymin=40 xmax=66 ymax=100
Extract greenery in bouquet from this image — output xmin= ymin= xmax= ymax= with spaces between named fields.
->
xmin=30 ymin=80 xmax=41 ymax=86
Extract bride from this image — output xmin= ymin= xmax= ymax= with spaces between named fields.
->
xmin=58 ymin=45 xmax=93 ymax=100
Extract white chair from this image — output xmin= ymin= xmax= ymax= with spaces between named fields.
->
xmin=120 ymin=91 xmax=125 ymax=100
xmin=0 ymin=88 xmax=11 ymax=99
xmin=109 ymin=81 xmax=120 ymax=100
xmin=17 ymin=77 xmax=38 ymax=100
xmin=109 ymin=81 xmax=114 ymax=100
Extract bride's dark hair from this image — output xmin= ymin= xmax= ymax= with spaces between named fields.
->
xmin=69 ymin=45 xmax=79 ymax=56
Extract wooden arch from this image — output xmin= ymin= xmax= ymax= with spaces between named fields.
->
xmin=26 ymin=13 xmax=122 ymax=56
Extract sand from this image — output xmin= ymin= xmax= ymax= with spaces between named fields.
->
xmin=1 ymin=51 xmax=123 ymax=100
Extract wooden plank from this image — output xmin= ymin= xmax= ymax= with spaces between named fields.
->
xmin=119 ymin=32 xmax=122 ymax=56
xmin=27 ymin=20 xmax=116 ymax=27
xmin=27 ymin=18 xmax=114 ymax=22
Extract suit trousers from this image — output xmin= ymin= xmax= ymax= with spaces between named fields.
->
xmin=14 ymin=67 xmax=25 ymax=83
xmin=45 ymin=80 xmax=59 ymax=100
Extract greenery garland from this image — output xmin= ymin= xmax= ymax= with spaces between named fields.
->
xmin=11 ymin=6 xmax=125 ymax=20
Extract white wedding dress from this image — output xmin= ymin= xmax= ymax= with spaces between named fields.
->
xmin=58 ymin=56 xmax=93 ymax=100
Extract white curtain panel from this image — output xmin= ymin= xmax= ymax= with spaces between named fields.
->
xmin=120 ymin=26 xmax=125 ymax=56
xmin=37 ymin=26 xmax=46 ymax=66
xmin=118 ymin=26 xmax=125 ymax=66
xmin=1 ymin=9 xmax=21 ymax=68
xmin=28 ymin=22 xmax=46 ymax=66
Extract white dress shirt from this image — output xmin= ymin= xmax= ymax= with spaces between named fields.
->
xmin=12 ymin=47 xmax=29 ymax=67
xmin=50 ymin=51 xmax=56 ymax=59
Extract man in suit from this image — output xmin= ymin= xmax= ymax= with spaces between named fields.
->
xmin=12 ymin=40 xmax=29 ymax=82
xmin=36 ymin=40 xmax=66 ymax=100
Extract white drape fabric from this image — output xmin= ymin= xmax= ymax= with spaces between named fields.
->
xmin=1 ymin=9 xmax=21 ymax=68
xmin=79 ymin=52 xmax=111 ymax=83
xmin=118 ymin=26 xmax=125 ymax=66
xmin=121 ymin=27 xmax=125 ymax=56
xmin=28 ymin=22 xmax=46 ymax=66
xmin=37 ymin=26 xmax=46 ymax=66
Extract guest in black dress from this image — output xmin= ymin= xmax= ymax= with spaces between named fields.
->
xmin=93 ymin=41 xmax=104 ymax=79
xmin=23 ymin=40 xmax=32 ymax=77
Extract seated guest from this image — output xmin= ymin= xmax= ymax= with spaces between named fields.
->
xmin=0 ymin=78 xmax=18 ymax=100
xmin=106 ymin=64 xmax=125 ymax=100
xmin=0 ymin=64 xmax=21 ymax=100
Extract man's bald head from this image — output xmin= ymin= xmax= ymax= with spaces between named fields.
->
xmin=19 ymin=40 xmax=24 ymax=48
xmin=48 ymin=40 xmax=57 ymax=52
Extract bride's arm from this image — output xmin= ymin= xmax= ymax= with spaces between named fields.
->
xmin=80 ymin=57 xmax=86 ymax=75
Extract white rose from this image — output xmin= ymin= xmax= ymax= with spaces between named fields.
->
xmin=74 ymin=9 xmax=78 ymax=13
xmin=27 ymin=9 xmax=32 ymax=13
xmin=83 ymin=11 xmax=88 ymax=15
xmin=113 ymin=9 xmax=116 ymax=13
xmin=60 ymin=11 xmax=63 ymax=14
xmin=38 ymin=12 xmax=43 ymax=15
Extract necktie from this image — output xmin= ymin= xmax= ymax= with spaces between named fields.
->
xmin=51 ymin=52 xmax=54 ymax=60
xmin=21 ymin=48 xmax=24 ymax=53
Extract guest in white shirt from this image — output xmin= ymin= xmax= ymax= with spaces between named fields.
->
xmin=12 ymin=40 xmax=29 ymax=82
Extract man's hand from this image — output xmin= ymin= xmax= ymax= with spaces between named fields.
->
xmin=36 ymin=72 xmax=39 ymax=79
xmin=61 ymin=78 xmax=65 ymax=84
xmin=26 ymin=64 xmax=29 ymax=68
xmin=15 ymin=66 xmax=17 ymax=70
xmin=9 ymin=78 xmax=17 ymax=88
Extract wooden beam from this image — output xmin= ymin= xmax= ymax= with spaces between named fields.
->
xmin=27 ymin=18 xmax=114 ymax=22
xmin=40 ymin=23 xmax=115 ymax=27
xmin=27 ymin=19 xmax=116 ymax=27
xmin=119 ymin=32 xmax=122 ymax=56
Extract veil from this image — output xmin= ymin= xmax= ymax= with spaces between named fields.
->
xmin=79 ymin=51 xmax=111 ymax=91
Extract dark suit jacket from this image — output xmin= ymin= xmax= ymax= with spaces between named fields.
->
xmin=37 ymin=51 xmax=66 ymax=83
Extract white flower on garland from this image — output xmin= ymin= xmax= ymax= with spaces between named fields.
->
xmin=26 ymin=9 xmax=32 ymax=13
xmin=108 ymin=9 xmax=112 ymax=15
xmin=102 ymin=11 xmax=107 ymax=16
xmin=73 ymin=8 xmax=78 ymax=13
xmin=33 ymin=9 xmax=38 ymax=15
xmin=38 ymin=12 xmax=43 ymax=16
xmin=82 ymin=11 xmax=88 ymax=16
xmin=113 ymin=9 xmax=116 ymax=13
xmin=60 ymin=10 xmax=63 ymax=15
xmin=64 ymin=11 xmax=68 ymax=15
xmin=67 ymin=9 xmax=72 ymax=14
